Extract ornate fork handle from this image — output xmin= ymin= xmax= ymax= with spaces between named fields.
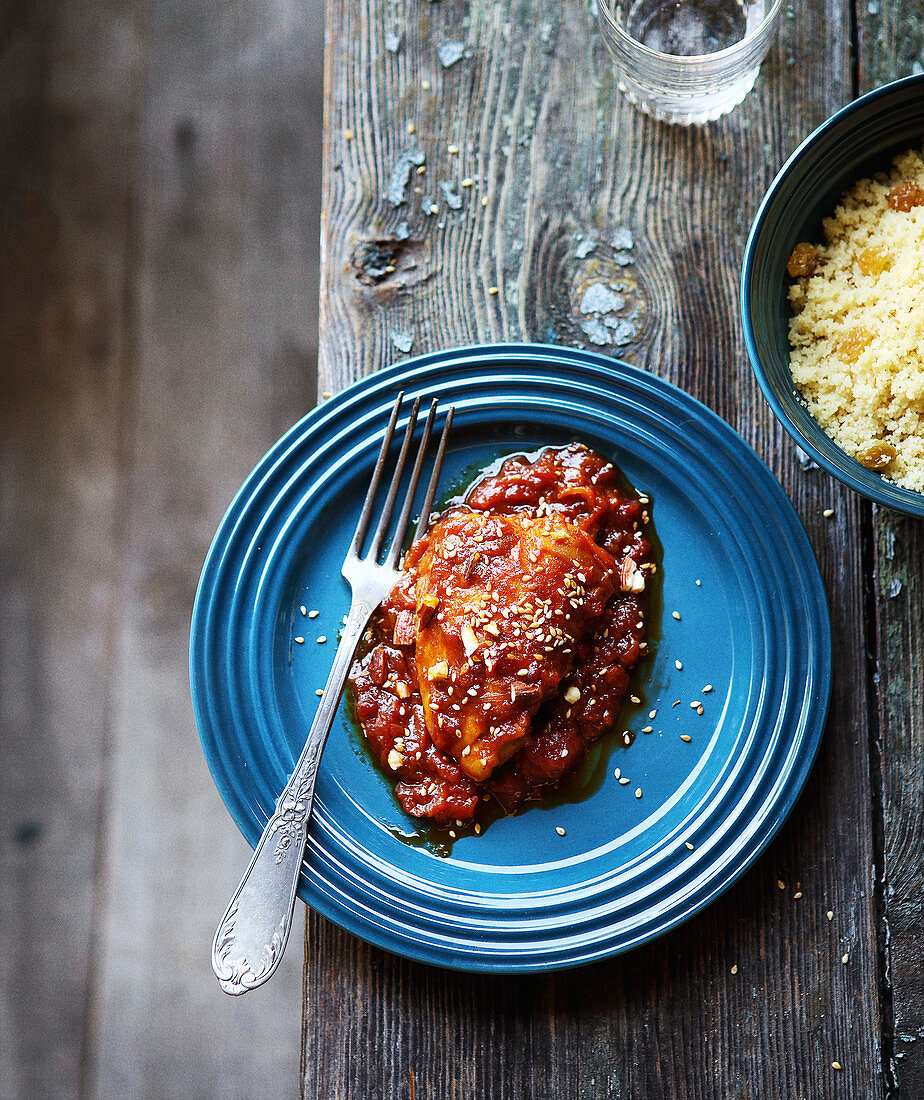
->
xmin=211 ymin=598 xmax=374 ymax=995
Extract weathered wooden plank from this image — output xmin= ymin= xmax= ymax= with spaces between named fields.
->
xmin=857 ymin=6 xmax=924 ymax=1095
xmin=0 ymin=3 xmax=137 ymax=1096
xmin=83 ymin=1 xmax=320 ymax=1097
xmin=307 ymin=0 xmax=885 ymax=1095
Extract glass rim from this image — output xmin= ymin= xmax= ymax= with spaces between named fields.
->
xmin=597 ymin=0 xmax=783 ymax=66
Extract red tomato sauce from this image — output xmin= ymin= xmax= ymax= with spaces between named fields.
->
xmin=348 ymin=444 xmax=655 ymax=828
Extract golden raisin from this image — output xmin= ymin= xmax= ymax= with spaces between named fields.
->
xmin=786 ymin=242 xmax=817 ymax=278
xmin=837 ymin=326 xmax=873 ymax=363
xmin=887 ymin=181 xmax=924 ymax=212
xmin=858 ymin=442 xmax=897 ymax=471
xmin=857 ymin=247 xmax=892 ymax=276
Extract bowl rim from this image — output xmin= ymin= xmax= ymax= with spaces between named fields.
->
xmin=741 ymin=72 xmax=924 ymax=517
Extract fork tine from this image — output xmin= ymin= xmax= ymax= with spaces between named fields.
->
xmin=411 ymin=405 xmax=454 ymax=544
xmin=348 ymin=392 xmax=403 ymax=558
xmin=366 ymin=396 xmax=421 ymax=561
xmin=386 ymin=399 xmax=438 ymax=569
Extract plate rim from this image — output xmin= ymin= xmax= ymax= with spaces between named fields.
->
xmin=191 ymin=342 xmax=832 ymax=972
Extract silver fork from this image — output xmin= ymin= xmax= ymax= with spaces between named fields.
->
xmin=212 ymin=392 xmax=453 ymax=995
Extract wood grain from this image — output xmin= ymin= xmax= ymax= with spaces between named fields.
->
xmin=83 ymin=1 xmax=318 ymax=1097
xmin=858 ymin=5 xmax=924 ymax=1094
xmin=2 ymin=0 xmax=324 ymax=1095
xmin=0 ymin=2 xmax=136 ymax=1095
xmin=308 ymin=0 xmax=887 ymax=1096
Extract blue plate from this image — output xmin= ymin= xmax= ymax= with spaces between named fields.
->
xmin=190 ymin=344 xmax=831 ymax=972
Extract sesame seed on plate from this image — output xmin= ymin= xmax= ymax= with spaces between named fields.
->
xmin=295 ymin=636 xmax=305 ymax=644
xmin=675 ymin=659 xmax=683 ymax=670
xmin=300 ymin=605 xmax=307 ymax=616
xmin=555 ymin=826 xmax=566 ymax=836
xmin=316 ymin=689 xmax=324 ymax=696
xmin=635 ymin=788 xmax=642 ymax=798
xmin=308 ymin=609 xmax=319 ymax=618
xmin=317 ymin=635 xmax=327 ymax=643
xmin=672 ymin=611 xmax=681 ymax=620
xmin=680 ymin=734 xmax=692 ymax=742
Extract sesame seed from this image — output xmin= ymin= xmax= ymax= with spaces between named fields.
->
xmin=635 ymin=788 xmax=642 ymax=798
xmin=702 ymin=684 xmax=713 ymax=693
xmin=672 ymin=611 xmax=681 ymax=620
xmin=481 ymin=194 xmax=489 ymax=206
xmin=618 ymin=777 xmax=630 ymax=785
xmin=649 ymin=710 xmax=657 ymax=719
xmin=300 ymin=605 xmax=307 ymax=616
xmin=308 ymin=610 xmax=319 ymax=618
xmin=448 ymin=144 xmax=459 ymax=154
xmin=689 ymin=701 xmax=700 ymax=709
xmin=555 ymin=826 xmax=566 ymax=836
xmin=842 ymin=953 xmax=849 ymax=964
xmin=344 ymin=128 xmax=354 ymax=140
xmin=793 ymin=891 xmax=803 ymax=899
xmin=695 ymin=579 xmax=702 ymax=586
xmin=823 ymin=508 xmax=834 ymax=518
xmin=680 ymin=734 xmax=692 ymax=742
xmin=685 ymin=841 xmax=695 ymax=850
xmin=422 ymin=78 xmax=430 ymax=89
xmin=416 ymin=164 xmax=426 ymax=175
xmin=474 ymin=823 xmax=481 ymax=834
xmin=407 ymin=122 xmax=416 ymax=134
xmin=675 ymin=659 xmax=683 ymax=670
xmin=461 ymin=177 xmax=474 ymax=187
xmin=827 ymin=910 xmax=834 ymax=921
xmin=832 ymin=1062 xmax=842 ymax=1071
xmin=317 ymin=635 xmax=327 ymax=643
xmin=630 ymin=695 xmax=641 ymax=704
xmin=778 ymin=880 xmax=786 ymax=890
xmin=697 ymin=705 xmax=704 ymax=715
xmin=488 ymin=286 xmax=499 ymax=295
xmin=295 ymin=636 xmax=305 ymax=644
xmin=614 ymin=768 xmax=621 ymax=779
xmin=449 ymin=829 xmax=456 ymax=837
xmin=642 ymin=726 xmax=653 ymax=734
xmin=731 ymin=964 xmax=738 ymax=975
xmin=316 ymin=689 xmax=324 ymax=697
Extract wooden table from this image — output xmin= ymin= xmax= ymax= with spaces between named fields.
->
xmin=302 ymin=2 xmax=924 ymax=1097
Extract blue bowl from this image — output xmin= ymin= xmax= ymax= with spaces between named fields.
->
xmin=742 ymin=74 xmax=924 ymax=517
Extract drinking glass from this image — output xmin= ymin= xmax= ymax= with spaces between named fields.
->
xmin=598 ymin=0 xmax=783 ymax=125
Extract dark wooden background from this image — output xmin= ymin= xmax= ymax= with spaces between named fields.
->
xmin=1 ymin=1 xmax=322 ymax=1096
xmin=2 ymin=0 xmax=923 ymax=1097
